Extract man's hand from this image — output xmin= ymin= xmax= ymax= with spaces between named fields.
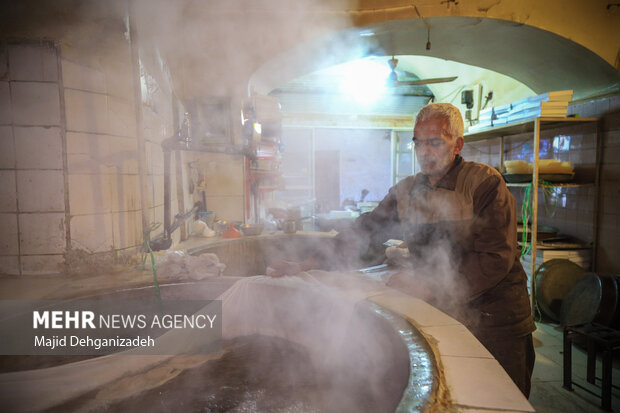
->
xmin=266 ymin=261 xmax=303 ymax=277
xmin=384 ymin=246 xmax=412 ymax=268
xmin=266 ymin=257 xmax=320 ymax=277
xmin=386 ymin=271 xmax=434 ymax=301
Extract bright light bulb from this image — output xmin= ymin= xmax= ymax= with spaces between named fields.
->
xmin=340 ymin=58 xmax=390 ymax=103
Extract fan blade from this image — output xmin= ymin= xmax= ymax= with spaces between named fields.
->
xmin=396 ymin=76 xmax=458 ymax=86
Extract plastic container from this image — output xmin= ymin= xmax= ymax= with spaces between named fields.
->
xmin=282 ymin=220 xmax=297 ymax=234
xmin=198 ymin=211 xmax=215 ymax=228
xmin=504 ymin=160 xmax=532 ymax=174
xmin=222 ymin=223 xmax=242 ymax=238
xmin=239 ymin=224 xmax=264 ymax=236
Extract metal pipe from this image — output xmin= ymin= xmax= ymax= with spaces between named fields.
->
xmin=153 ymin=127 xmax=244 ymax=251
xmin=174 ymin=150 xmax=186 ymax=240
xmin=163 ymin=149 xmax=171 ymax=239
xmin=150 ymin=202 xmax=200 ymax=251
xmin=592 ymin=119 xmax=602 ymax=272
xmin=530 ymin=118 xmax=541 ymax=314
xmin=172 ymin=96 xmax=187 ymax=241
xmin=128 ymin=0 xmax=151 ymax=239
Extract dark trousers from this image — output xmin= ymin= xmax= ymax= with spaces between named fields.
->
xmin=474 ymin=332 xmax=536 ymax=398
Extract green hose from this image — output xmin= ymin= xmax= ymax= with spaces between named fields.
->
xmin=521 ymin=183 xmax=533 ymax=257
xmin=520 ymin=180 xmax=556 ymax=322
xmin=520 ymin=180 xmax=556 ymax=258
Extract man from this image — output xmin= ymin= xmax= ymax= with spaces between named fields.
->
xmin=270 ymin=103 xmax=535 ymax=397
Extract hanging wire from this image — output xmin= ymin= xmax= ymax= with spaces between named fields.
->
xmin=411 ymin=4 xmax=432 ymax=49
xmin=466 ymin=139 xmax=529 ymax=156
xmin=433 ymin=84 xmax=466 ymax=104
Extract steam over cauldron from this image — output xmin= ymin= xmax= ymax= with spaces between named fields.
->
xmin=0 ymin=276 xmax=437 ymax=412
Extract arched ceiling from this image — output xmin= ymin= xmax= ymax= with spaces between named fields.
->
xmin=251 ymin=17 xmax=620 ymax=104
xmin=2 ymin=1 xmax=617 ymax=108
xmin=268 ymin=54 xmax=536 ymax=117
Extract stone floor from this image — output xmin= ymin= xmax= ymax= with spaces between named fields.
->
xmin=531 ymin=321 xmax=620 ymax=413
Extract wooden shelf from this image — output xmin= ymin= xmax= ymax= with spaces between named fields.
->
xmin=464 ymin=116 xmax=602 ymax=314
xmin=464 ymin=117 xmax=599 ymax=142
xmin=518 ymin=243 xmax=591 ymax=250
xmin=506 ymin=182 xmax=594 ymax=188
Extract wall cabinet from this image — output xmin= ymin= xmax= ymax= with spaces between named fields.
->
xmin=464 ymin=117 xmax=602 ymax=310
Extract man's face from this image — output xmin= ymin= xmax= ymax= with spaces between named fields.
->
xmin=413 ymin=117 xmax=463 ymax=180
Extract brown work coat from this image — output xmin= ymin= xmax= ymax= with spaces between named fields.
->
xmin=334 ymin=155 xmax=535 ymax=338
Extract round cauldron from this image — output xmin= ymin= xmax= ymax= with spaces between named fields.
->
xmin=0 ymin=277 xmax=437 ymax=412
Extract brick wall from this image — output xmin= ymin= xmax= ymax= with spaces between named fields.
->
xmin=0 ymin=39 xmax=245 ymax=275
xmin=0 ymin=42 xmax=66 ymax=275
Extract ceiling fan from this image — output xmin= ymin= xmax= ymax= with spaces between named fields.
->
xmin=387 ymin=56 xmax=457 ymax=86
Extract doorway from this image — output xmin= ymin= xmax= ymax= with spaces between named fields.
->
xmin=314 ymin=150 xmax=340 ymax=213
